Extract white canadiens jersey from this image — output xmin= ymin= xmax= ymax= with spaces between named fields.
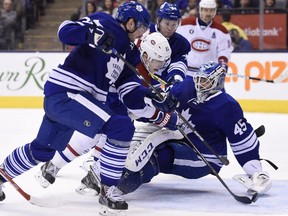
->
xmin=176 ymin=17 xmax=233 ymax=73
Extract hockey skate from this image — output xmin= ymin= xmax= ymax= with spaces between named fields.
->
xmin=75 ymin=169 xmax=101 ymax=196
xmin=35 ymin=161 xmax=60 ymax=188
xmin=99 ymin=185 xmax=128 ymax=216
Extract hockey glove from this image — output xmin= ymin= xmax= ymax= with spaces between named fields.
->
xmin=87 ymin=23 xmax=113 ymax=53
xmin=233 ymin=171 xmax=272 ymax=195
xmin=167 ymin=74 xmax=183 ymax=86
xmin=145 ymin=91 xmax=179 ymax=113
xmin=151 ymin=111 xmax=179 ymax=131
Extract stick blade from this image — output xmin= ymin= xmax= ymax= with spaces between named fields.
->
xmin=29 ymin=195 xmax=65 ymax=208
xmin=274 ymin=69 xmax=288 ymax=83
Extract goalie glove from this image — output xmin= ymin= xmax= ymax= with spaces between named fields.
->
xmin=86 ymin=21 xmax=113 ymax=53
xmin=233 ymin=171 xmax=272 ymax=195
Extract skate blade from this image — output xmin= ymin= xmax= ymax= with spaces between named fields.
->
xmin=75 ymin=184 xmax=99 ymax=196
xmin=99 ymin=205 xmax=126 ymax=216
xmin=35 ymin=171 xmax=51 ymax=189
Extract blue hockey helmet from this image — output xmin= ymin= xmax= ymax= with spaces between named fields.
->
xmin=157 ymin=2 xmax=181 ymax=21
xmin=115 ymin=1 xmax=151 ymax=29
xmin=193 ymin=61 xmax=226 ymax=102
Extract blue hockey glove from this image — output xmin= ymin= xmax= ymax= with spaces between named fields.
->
xmin=145 ymin=91 xmax=179 ymax=113
xmin=87 ymin=24 xmax=113 ymax=53
xmin=151 ymin=111 xmax=179 ymax=131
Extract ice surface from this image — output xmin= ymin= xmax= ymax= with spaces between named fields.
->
xmin=0 ymin=109 xmax=287 ymax=216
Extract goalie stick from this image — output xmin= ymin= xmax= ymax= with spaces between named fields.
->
xmin=226 ymin=69 xmax=288 ymax=83
xmin=0 ymin=168 xmax=64 ymax=207
xmin=111 ymin=48 xmax=258 ymax=204
xmin=255 ymin=125 xmax=265 ymax=138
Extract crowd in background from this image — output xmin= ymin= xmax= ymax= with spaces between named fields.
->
xmin=0 ymin=0 xmax=287 ymax=50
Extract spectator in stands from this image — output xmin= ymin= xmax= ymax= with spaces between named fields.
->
xmin=229 ymin=28 xmax=253 ymax=51
xmin=264 ymin=0 xmax=277 ymax=13
xmin=80 ymin=0 xmax=97 ymax=18
xmin=148 ymin=0 xmax=165 ymax=22
xmin=234 ymin=0 xmax=259 ymax=8
xmin=216 ymin=0 xmax=234 ymax=9
xmin=0 ymin=0 xmax=17 ymax=50
xmin=235 ymin=0 xmax=259 ymax=13
xmin=100 ymin=0 xmax=117 ymax=16
xmin=221 ymin=10 xmax=248 ymax=40
xmin=182 ymin=0 xmax=199 ymax=18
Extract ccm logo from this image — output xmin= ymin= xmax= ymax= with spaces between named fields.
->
xmin=191 ymin=39 xmax=211 ymax=52
xmin=134 ymin=142 xmax=154 ymax=167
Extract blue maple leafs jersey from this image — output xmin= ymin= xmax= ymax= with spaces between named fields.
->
xmin=44 ymin=12 xmax=153 ymax=118
xmin=149 ymin=24 xmax=190 ymax=86
xmin=171 ymin=76 xmax=260 ymax=171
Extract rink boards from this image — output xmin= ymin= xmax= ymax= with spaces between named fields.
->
xmin=0 ymin=52 xmax=287 ymax=113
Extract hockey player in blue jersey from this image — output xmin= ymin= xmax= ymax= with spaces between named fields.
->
xmin=145 ymin=2 xmax=190 ymax=86
xmin=34 ymin=4 xmax=191 ymax=196
xmin=117 ymin=61 xmax=273 ymax=197
xmin=0 ymin=1 xmax=180 ymax=213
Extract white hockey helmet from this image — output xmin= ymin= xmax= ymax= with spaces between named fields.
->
xmin=140 ymin=32 xmax=171 ymax=73
xmin=199 ymin=0 xmax=217 ymax=20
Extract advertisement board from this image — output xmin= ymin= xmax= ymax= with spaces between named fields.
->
xmin=0 ymin=52 xmax=287 ymax=112
xmin=215 ymin=13 xmax=287 ymax=50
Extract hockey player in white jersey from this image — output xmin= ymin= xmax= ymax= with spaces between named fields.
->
xmin=0 ymin=2 xmax=180 ymax=214
xmin=176 ymin=0 xmax=233 ymax=75
xmin=116 ymin=62 xmax=274 ymax=198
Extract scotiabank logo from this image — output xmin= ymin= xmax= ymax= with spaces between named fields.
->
xmin=244 ymin=27 xmax=282 ymax=37
xmin=191 ymin=38 xmax=211 ymax=52
xmin=226 ymin=61 xmax=288 ymax=91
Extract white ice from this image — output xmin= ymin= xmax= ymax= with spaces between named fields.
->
xmin=0 ymin=109 xmax=287 ymax=216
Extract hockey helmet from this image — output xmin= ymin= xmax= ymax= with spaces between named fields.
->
xmin=157 ymin=2 xmax=181 ymax=21
xmin=116 ymin=1 xmax=151 ymax=29
xmin=199 ymin=0 xmax=217 ymax=19
xmin=140 ymin=32 xmax=172 ymax=74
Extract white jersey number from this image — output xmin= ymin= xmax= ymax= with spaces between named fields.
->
xmin=234 ymin=119 xmax=247 ymax=135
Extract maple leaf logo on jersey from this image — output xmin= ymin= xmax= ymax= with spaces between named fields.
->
xmin=106 ymin=54 xmax=125 ymax=84
xmin=136 ymin=5 xmax=143 ymax=12
xmin=180 ymin=108 xmax=195 ymax=134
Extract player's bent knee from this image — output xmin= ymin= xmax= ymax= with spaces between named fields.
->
xmin=30 ymin=139 xmax=56 ymax=162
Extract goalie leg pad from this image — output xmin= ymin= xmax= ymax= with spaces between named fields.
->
xmin=125 ymin=129 xmax=183 ymax=172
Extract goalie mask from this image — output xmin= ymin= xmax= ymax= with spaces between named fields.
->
xmin=140 ymin=32 xmax=172 ymax=75
xmin=193 ymin=61 xmax=226 ymax=103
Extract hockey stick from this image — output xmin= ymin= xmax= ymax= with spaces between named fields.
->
xmin=227 ymin=69 xmax=288 ymax=83
xmin=111 ymin=49 xmax=258 ymax=204
xmin=0 ymin=168 xmax=64 ymax=207
xmin=111 ymin=48 xmax=229 ymax=166
xmin=178 ymin=127 xmax=259 ymax=204
xmin=255 ymin=125 xmax=265 ymax=138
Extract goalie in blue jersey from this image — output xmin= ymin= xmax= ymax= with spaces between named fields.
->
xmin=0 ymin=1 xmax=179 ymax=214
xmin=117 ymin=61 xmax=274 ymax=198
